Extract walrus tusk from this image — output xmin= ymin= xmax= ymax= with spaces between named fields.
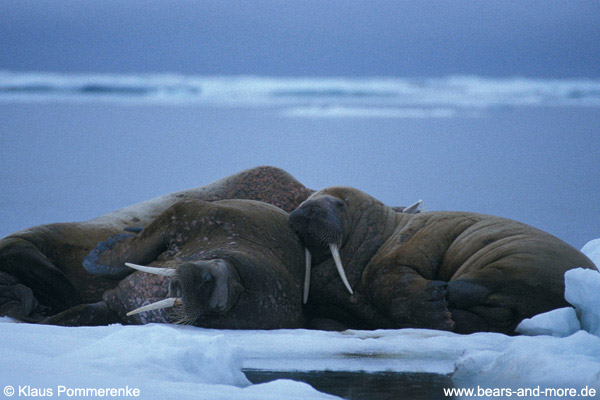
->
xmin=329 ymin=243 xmax=354 ymax=295
xmin=125 ymin=262 xmax=176 ymax=277
xmin=303 ymin=248 xmax=311 ymax=304
xmin=126 ymin=297 xmax=182 ymax=316
xmin=402 ymin=199 xmax=422 ymax=214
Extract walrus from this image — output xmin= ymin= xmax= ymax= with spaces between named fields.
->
xmin=46 ymin=197 xmax=420 ymax=328
xmin=43 ymin=198 xmax=308 ymax=328
xmin=0 ymin=166 xmax=312 ymax=323
xmin=288 ymin=186 xmax=596 ymax=334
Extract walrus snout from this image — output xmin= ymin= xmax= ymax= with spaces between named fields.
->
xmin=289 ymin=195 xmax=353 ymax=301
xmin=174 ymin=260 xmax=244 ymax=321
xmin=123 ymin=259 xmax=243 ymax=322
xmin=288 ymin=195 xmax=344 ymax=247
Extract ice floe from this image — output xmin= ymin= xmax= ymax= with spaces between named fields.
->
xmin=515 ymin=307 xmax=580 ymax=338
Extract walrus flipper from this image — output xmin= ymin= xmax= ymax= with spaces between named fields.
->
xmin=445 ymin=280 xmax=507 ymax=334
xmin=83 ymin=225 xmax=168 ymax=280
xmin=365 ymin=264 xmax=455 ymax=330
xmin=0 ymin=238 xmax=81 ymax=317
xmin=83 ymin=233 xmax=135 ymax=278
xmin=0 ymin=272 xmax=48 ymax=322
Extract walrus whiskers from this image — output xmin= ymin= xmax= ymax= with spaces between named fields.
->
xmin=329 ymin=243 xmax=353 ymax=294
xmin=125 ymin=262 xmax=176 ymax=277
xmin=126 ymin=297 xmax=182 ymax=316
xmin=303 ymin=247 xmax=311 ymax=304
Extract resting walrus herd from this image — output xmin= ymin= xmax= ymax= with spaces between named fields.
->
xmin=0 ymin=166 xmax=595 ymax=334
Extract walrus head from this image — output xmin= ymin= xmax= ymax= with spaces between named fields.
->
xmin=289 ymin=186 xmax=417 ymax=304
xmin=123 ymin=259 xmax=243 ymax=324
xmin=289 ymin=191 xmax=353 ymax=303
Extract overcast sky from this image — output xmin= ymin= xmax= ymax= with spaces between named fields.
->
xmin=1 ymin=1 xmax=599 ymax=77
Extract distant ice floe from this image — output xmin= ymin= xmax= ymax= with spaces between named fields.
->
xmin=1 ymin=71 xmax=600 ymax=113
xmin=281 ymin=106 xmax=458 ymax=119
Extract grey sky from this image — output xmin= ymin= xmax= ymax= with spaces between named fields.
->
xmin=1 ymin=1 xmax=599 ymax=77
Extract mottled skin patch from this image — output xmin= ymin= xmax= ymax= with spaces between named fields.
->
xmin=0 ymin=166 xmax=312 ymax=323
xmin=289 ymin=186 xmax=596 ymax=334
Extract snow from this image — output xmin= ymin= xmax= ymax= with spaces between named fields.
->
xmin=565 ymin=268 xmax=600 ymax=337
xmin=515 ymin=307 xmax=580 ymax=337
xmin=453 ymin=331 xmax=600 ymax=387
xmin=2 ymin=320 xmax=599 ymax=399
xmin=0 ymin=322 xmax=339 ymax=400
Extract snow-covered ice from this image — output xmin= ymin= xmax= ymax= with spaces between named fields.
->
xmin=1 ymin=320 xmax=599 ymax=399
xmin=0 ymin=321 xmax=339 ymax=400
xmin=565 ymin=268 xmax=600 ymax=337
xmin=582 ymin=238 xmax=600 ymax=270
xmin=515 ymin=307 xmax=580 ymax=337
xmin=453 ymin=331 xmax=600 ymax=387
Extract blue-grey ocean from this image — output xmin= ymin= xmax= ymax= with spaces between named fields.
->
xmin=1 ymin=73 xmax=599 ymax=249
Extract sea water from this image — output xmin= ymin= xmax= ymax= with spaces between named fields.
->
xmin=1 ymin=73 xmax=599 ymax=249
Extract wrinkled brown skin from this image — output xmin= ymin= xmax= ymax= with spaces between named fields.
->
xmin=289 ymin=186 xmax=596 ymax=334
xmin=0 ymin=166 xmax=312 ymax=323
xmin=95 ymin=199 xmax=307 ymax=329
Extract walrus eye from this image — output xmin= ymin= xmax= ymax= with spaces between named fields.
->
xmin=333 ymin=198 xmax=344 ymax=208
xmin=168 ymin=278 xmax=183 ymax=298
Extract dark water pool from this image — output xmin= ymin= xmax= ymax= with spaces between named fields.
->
xmin=244 ymin=370 xmax=455 ymax=400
